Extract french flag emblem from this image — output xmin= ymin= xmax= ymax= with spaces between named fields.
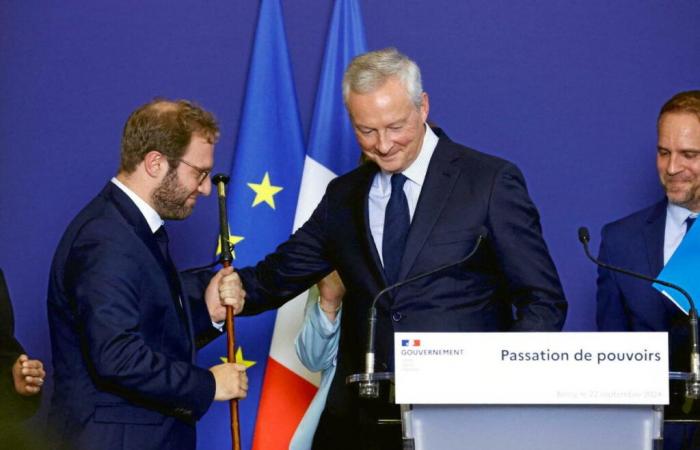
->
xmin=401 ymin=339 xmax=421 ymax=347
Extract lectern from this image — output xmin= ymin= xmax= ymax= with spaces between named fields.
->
xmin=348 ymin=332 xmax=681 ymax=450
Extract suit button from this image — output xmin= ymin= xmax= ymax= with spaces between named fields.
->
xmin=392 ymin=312 xmax=403 ymax=322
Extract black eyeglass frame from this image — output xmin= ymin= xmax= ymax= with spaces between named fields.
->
xmin=174 ymin=158 xmax=211 ymax=185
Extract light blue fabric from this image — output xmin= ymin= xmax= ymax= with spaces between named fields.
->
xmin=289 ymin=287 xmax=341 ymax=450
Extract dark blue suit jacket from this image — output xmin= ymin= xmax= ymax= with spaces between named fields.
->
xmin=597 ymin=198 xmax=690 ymax=372
xmin=238 ymin=133 xmax=567 ymax=444
xmin=47 ymin=182 xmax=218 ymax=450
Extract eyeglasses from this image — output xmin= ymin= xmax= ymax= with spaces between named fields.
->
xmin=176 ymin=158 xmax=211 ymax=185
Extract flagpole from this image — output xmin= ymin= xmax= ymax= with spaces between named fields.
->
xmin=213 ymin=173 xmax=241 ymax=450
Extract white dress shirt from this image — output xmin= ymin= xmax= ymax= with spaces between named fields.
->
xmin=111 ymin=177 xmax=164 ymax=232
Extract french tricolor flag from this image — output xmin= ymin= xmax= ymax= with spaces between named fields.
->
xmin=251 ymin=1 xmax=367 ymax=449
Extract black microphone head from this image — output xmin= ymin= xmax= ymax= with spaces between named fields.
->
xmin=578 ymin=227 xmax=590 ymax=245
xmin=211 ymin=173 xmax=230 ymax=185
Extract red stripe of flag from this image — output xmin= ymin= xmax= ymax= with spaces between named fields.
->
xmin=251 ymin=357 xmax=317 ymax=449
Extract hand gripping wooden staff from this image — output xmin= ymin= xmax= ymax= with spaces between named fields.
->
xmin=212 ymin=173 xmax=241 ymax=450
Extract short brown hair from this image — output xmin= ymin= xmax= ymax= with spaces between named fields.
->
xmin=119 ymin=98 xmax=219 ymax=173
xmin=658 ymin=90 xmax=700 ymax=124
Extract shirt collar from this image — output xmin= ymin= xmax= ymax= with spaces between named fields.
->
xmin=403 ymin=124 xmax=438 ymax=187
xmin=376 ymin=124 xmax=439 ymax=192
xmin=667 ymin=202 xmax=697 ymax=228
xmin=111 ymin=177 xmax=164 ymax=233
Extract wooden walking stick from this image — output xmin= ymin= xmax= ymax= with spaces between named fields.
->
xmin=212 ymin=173 xmax=241 ymax=450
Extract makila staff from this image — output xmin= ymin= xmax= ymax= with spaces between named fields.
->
xmin=212 ymin=173 xmax=241 ymax=450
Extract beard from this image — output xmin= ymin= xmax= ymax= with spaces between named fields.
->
xmin=152 ymin=169 xmax=195 ymax=220
xmin=661 ymin=176 xmax=700 ymax=210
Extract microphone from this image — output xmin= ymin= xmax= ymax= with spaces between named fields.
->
xmin=358 ymin=228 xmax=488 ymax=398
xmin=578 ymin=226 xmax=700 ymax=399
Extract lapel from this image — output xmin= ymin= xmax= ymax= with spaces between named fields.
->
xmin=355 ymin=164 xmax=387 ymax=284
xmin=644 ymin=198 xmax=689 ymax=318
xmin=103 ymin=183 xmax=194 ymax=350
xmin=643 ymin=198 xmax=667 ymax=277
xmin=398 ymin=140 xmax=461 ymax=281
xmin=105 ymin=183 xmax=170 ymax=274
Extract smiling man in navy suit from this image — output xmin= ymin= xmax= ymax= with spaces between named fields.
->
xmin=220 ymin=48 xmax=567 ymax=449
xmin=47 ymin=99 xmax=248 ymax=450
xmin=597 ymin=90 xmax=700 ymax=449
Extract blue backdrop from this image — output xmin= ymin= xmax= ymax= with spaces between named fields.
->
xmin=1 ymin=0 xmax=699 ymax=436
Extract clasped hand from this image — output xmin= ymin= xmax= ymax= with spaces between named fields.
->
xmin=13 ymin=354 xmax=45 ymax=396
xmin=205 ymin=266 xmax=246 ymax=323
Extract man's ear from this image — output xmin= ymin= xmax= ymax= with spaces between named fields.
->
xmin=420 ymin=92 xmax=430 ymax=122
xmin=143 ymin=150 xmax=166 ymax=179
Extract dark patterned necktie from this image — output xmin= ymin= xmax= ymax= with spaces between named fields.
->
xmin=382 ymin=173 xmax=410 ymax=285
xmin=154 ymin=225 xmax=183 ymax=308
xmin=154 ymin=226 xmax=170 ymax=261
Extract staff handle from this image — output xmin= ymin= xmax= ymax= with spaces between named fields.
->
xmin=213 ymin=174 xmax=240 ymax=450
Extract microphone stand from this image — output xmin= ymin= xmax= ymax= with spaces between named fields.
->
xmin=347 ymin=232 xmax=487 ymax=399
xmin=212 ymin=173 xmax=241 ymax=450
xmin=578 ymin=226 xmax=700 ymax=399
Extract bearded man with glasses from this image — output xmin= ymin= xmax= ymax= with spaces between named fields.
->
xmin=47 ymin=98 xmax=248 ymax=450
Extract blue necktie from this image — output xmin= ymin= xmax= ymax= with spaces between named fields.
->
xmin=687 ymin=216 xmax=696 ymax=233
xmin=382 ymin=174 xmax=410 ymax=285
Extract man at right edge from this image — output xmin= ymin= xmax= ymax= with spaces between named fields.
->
xmin=597 ymin=90 xmax=700 ymax=449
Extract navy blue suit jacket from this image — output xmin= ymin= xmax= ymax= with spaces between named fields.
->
xmin=47 ymin=182 xmax=218 ymax=450
xmin=597 ymin=199 xmax=690 ymax=372
xmin=238 ymin=133 xmax=567 ymax=442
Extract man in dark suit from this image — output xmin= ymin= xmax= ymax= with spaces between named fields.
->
xmin=597 ymin=90 xmax=700 ymax=449
xmin=221 ymin=48 xmax=566 ymax=449
xmin=47 ymin=99 xmax=248 ymax=450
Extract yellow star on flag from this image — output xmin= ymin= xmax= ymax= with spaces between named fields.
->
xmin=247 ymin=172 xmax=283 ymax=209
xmin=215 ymin=232 xmax=244 ymax=260
xmin=220 ymin=347 xmax=256 ymax=369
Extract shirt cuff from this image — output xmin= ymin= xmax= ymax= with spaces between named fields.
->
xmin=314 ymin=302 xmax=341 ymax=335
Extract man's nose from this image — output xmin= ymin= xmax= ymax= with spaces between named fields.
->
xmin=667 ymin=153 xmax=683 ymax=175
xmin=199 ymin=176 xmax=212 ymax=196
xmin=376 ymin=131 xmax=392 ymax=154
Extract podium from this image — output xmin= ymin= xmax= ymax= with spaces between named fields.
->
xmin=403 ymin=404 xmax=663 ymax=450
xmin=348 ymin=332 xmax=678 ymax=450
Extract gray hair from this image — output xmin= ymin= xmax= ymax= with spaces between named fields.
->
xmin=342 ymin=48 xmax=423 ymax=108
